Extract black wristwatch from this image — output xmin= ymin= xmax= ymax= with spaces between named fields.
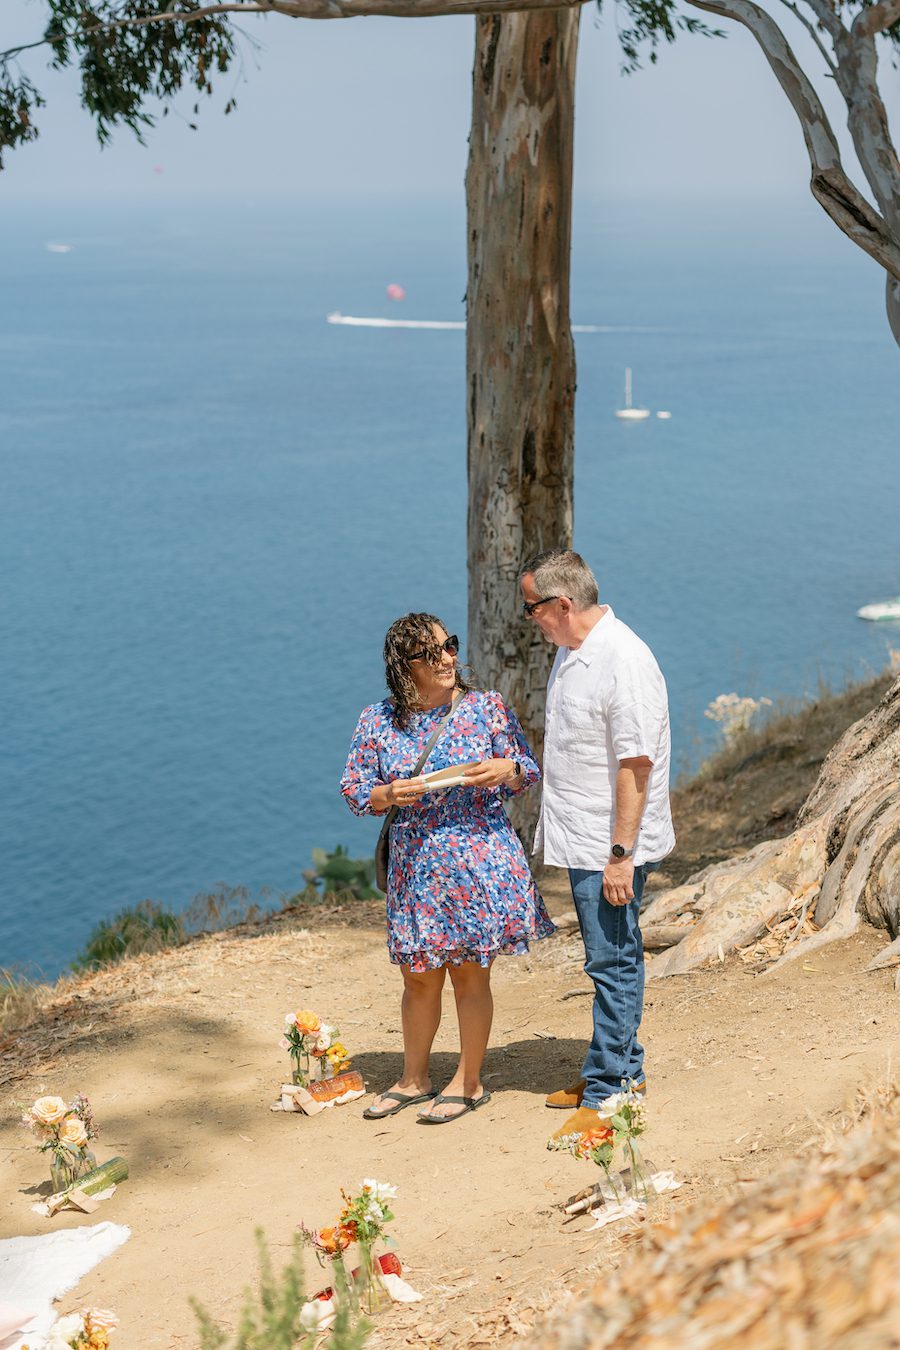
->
xmin=610 ymin=843 xmax=634 ymax=860
xmin=511 ymin=760 xmax=523 ymax=780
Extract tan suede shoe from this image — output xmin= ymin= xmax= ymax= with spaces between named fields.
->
xmin=549 ymin=1106 xmax=605 ymax=1141
xmin=545 ymin=1077 xmax=647 ymax=1109
xmin=545 ymin=1078 xmax=587 ymax=1109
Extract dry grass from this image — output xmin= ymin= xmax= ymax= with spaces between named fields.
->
xmin=0 ymin=968 xmax=54 ymax=1034
xmin=664 ymin=671 xmax=895 ymax=886
xmin=526 ymin=1078 xmax=900 ymax=1350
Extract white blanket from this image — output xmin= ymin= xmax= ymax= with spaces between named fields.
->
xmin=0 ymin=1222 xmax=130 ymax=1350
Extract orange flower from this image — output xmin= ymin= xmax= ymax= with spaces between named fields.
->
xmin=582 ymin=1127 xmax=613 ymax=1145
xmin=293 ymin=1010 xmax=321 ymax=1035
xmin=577 ymin=1127 xmax=614 ymax=1158
xmin=315 ymin=1225 xmax=352 ymax=1254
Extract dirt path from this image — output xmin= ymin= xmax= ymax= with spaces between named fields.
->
xmin=3 ymin=880 xmax=898 ymax=1348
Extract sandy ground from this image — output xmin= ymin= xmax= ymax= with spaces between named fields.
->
xmin=3 ymin=877 xmax=899 ymax=1348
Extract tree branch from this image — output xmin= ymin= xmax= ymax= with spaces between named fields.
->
xmin=686 ymin=0 xmax=900 ymax=281
xmin=852 ymin=0 xmax=900 ymax=40
xmin=0 ymin=0 xmax=591 ymax=61
xmin=831 ymin=20 xmax=900 ymax=239
xmin=798 ymin=0 xmax=843 ymax=44
xmin=775 ymin=0 xmax=836 ymax=73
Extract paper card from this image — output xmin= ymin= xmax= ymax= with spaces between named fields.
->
xmin=419 ymin=762 xmax=481 ymax=794
xmin=65 ymin=1189 xmax=100 ymax=1213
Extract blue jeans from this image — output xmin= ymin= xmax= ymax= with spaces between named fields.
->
xmin=568 ymin=865 xmax=648 ymax=1108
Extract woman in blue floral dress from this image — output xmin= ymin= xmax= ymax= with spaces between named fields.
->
xmin=341 ymin=612 xmax=555 ymax=1124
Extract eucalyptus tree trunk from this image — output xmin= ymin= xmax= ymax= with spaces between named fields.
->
xmin=466 ymin=8 xmax=579 ymax=836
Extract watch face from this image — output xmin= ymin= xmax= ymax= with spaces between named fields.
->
xmin=611 ymin=844 xmax=625 ymax=859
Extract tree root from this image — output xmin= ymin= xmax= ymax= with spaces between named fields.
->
xmin=645 ymin=675 xmax=900 ymax=979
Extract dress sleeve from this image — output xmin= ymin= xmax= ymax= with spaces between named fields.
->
xmin=340 ymin=705 xmax=390 ymax=817
xmin=485 ymin=690 xmax=541 ymax=796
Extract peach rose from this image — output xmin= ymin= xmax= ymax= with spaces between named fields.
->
xmin=31 ymin=1096 xmax=69 ymax=1126
xmin=293 ymin=1010 xmax=320 ymax=1036
xmin=59 ymin=1115 xmax=89 ymax=1149
xmin=84 ymin=1308 xmax=119 ymax=1333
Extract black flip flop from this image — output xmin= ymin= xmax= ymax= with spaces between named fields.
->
xmin=416 ymin=1090 xmax=492 ymax=1124
xmin=362 ymin=1088 xmax=438 ymax=1121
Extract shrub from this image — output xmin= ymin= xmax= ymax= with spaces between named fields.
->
xmin=191 ymin=1230 xmax=368 ymax=1350
xmin=181 ymin=882 xmax=272 ymax=936
xmin=301 ymin=846 xmax=381 ymax=901
xmin=72 ymin=899 xmax=185 ymax=970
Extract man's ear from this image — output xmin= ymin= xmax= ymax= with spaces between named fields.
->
xmin=558 ymin=595 xmax=573 ymax=616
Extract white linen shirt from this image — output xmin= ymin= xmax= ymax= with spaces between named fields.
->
xmin=534 ymin=607 xmax=676 ymax=869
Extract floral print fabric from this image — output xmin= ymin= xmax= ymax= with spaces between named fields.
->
xmin=341 ymin=689 xmax=555 ymax=971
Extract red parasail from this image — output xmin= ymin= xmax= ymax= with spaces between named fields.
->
xmin=386 ymin=283 xmax=405 ymax=301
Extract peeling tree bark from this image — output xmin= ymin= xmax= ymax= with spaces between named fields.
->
xmin=466 ymin=8 xmax=579 ymax=835
xmin=644 ymin=676 xmax=900 ymax=978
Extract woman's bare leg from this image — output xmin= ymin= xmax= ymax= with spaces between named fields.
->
xmin=367 ymin=964 xmax=446 ymax=1115
xmin=420 ymin=960 xmax=493 ymax=1120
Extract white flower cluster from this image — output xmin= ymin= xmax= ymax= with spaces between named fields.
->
xmin=704 ymin=692 xmax=772 ymax=745
xmin=546 ymin=1131 xmax=582 ymax=1152
xmin=45 ymin=1308 xmax=118 ymax=1349
xmin=360 ymin=1178 xmax=398 ymax=1223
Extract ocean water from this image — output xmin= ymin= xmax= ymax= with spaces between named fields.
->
xmin=1 ymin=195 xmax=898 ymax=978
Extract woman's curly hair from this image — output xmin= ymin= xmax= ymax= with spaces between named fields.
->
xmin=383 ymin=612 xmax=475 ymax=729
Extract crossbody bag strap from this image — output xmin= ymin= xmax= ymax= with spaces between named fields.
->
xmin=381 ymin=689 xmax=465 ymax=830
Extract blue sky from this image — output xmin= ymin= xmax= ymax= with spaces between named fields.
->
xmin=2 ymin=1 xmax=898 ymax=204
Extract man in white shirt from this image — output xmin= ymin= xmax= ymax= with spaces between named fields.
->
xmin=520 ymin=548 xmax=675 ymax=1139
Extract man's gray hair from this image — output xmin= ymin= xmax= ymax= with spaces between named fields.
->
xmin=520 ymin=548 xmax=599 ymax=611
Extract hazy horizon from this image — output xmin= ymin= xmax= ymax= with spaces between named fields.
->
xmin=4 ymin=0 xmax=898 ymax=211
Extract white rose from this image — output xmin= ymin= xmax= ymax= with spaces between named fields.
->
xmin=362 ymin=1179 xmax=398 ymax=1202
xmin=313 ymin=1032 xmax=332 ymax=1053
xmin=596 ymin=1093 xmax=628 ymax=1119
xmin=46 ymin=1313 xmax=83 ymax=1349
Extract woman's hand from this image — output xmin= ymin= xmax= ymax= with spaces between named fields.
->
xmin=370 ymin=776 xmax=429 ymax=812
xmin=462 ymin=758 xmax=517 ymax=789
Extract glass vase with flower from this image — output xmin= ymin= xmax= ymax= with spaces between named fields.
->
xmin=19 ymin=1093 xmax=100 ymax=1193
xmin=281 ymin=1010 xmax=322 ymax=1086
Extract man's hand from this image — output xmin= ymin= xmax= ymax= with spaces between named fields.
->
xmin=603 ymin=858 xmax=636 ymax=907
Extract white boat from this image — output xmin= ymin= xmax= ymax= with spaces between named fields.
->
xmin=615 ymin=368 xmax=650 ymax=421
xmin=857 ymin=597 xmax=900 ymax=622
xmin=45 ymin=243 xmax=73 ymax=254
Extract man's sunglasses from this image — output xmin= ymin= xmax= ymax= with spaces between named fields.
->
xmin=522 ymin=595 xmax=560 ymax=617
xmin=407 ymin=634 xmax=460 ymax=663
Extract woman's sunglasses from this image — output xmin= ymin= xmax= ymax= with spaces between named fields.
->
xmin=407 ymin=634 xmax=460 ymax=663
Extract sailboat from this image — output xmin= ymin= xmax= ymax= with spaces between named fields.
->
xmin=615 ymin=368 xmax=650 ymax=421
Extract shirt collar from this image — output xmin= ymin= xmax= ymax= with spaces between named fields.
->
xmin=570 ymin=606 xmax=615 ymax=666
